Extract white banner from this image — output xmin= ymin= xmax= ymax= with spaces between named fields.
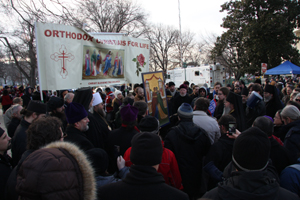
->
xmin=35 ymin=22 xmax=150 ymax=90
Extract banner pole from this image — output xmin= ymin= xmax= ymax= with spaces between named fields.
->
xmin=35 ymin=22 xmax=44 ymax=103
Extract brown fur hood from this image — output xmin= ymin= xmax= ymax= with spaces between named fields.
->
xmin=17 ymin=141 xmax=97 ymax=200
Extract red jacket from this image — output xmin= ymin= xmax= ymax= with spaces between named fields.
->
xmin=105 ymin=91 xmax=114 ymax=113
xmin=1 ymin=95 xmax=13 ymax=106
xmin=123 ymin=141 xmax=184 ymax=190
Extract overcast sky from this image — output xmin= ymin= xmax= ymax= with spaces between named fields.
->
xmin=136 ymin=0 xmax=228 ymax=39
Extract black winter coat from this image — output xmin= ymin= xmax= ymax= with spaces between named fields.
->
xmin=92 ymin=111 xmax=111 ymax=143
xmin=64 ymin=125 xmax=94 ymax=151
xmin=284 ymin=120 xmax=300 ymax=162
xmin=164 ymin=120 xmax=211 ymax=199
xmin=269 ymin=137 xmax=294 ymax=175
xmin=85 ymin=112 xmax=107 ymax=149
xmin=0 ymin=153 xmax=12 ymax=200
xmin=98 ymin=165 xmax=189 ymax=200
xmin=106 ymin=126 xmax=139 ymax=174
xmin=172 ymin=95 xmax=192 ymax=114
xmin=245 ymin=99 xmax=266 ymax=129
xmin=11 ymin=119 xmax=31 ymax=167
xmin=203 ymin=170 xmax=299 ymax=200
xmin=7 ymin=117 xmax=20 ymax=138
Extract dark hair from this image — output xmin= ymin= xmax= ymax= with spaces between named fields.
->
xmin=287 ymin=100 xmax=300 ymax=111
xmin=3 ymin=89 xmax=9 ymax=95
xmin=26 ymin=116 xmax=62 ymax=150
xmin=133 ymin=101 xmax=147 ymax=116
xmin=184 ymin=81 xmax=190 ymax=86
xmin=123 ymin=96 xmax=134 ymax=106
xmin=20 ymin=108 xmax=34 ymax=118
xmin=214 ymin=82 xmax=222 ymax=87
xmin=218 ymin=114 xmax=236 ymax=132
xmin=195 ymin=97 xmax=209 ymax=111
xmin=105 ymin=87 xmax=111 ymax=92
xmin=219 ymin=87 xmax=230 ymax=96
xmin=253 ymin=116 xmax=274 ymax=137
xmin=252 ymin=83 xmax=262 ymax=94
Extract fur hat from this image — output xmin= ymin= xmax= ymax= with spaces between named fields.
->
xmin=120 ymin=104 xmax=138 ymax=122
xmin=92 ymin=93 xmax=103 ymax=106
xmin=27 ymin=100 xmax=47 ymax=114
xmin=177 ymin=103 xmax=193 ymax=119
xmin=130 ymin=132 xmax=163 ymax=166
xmin=232 ymin=127 xmax=270 ymax=172
xmin=139 ymin=116 xmax=159 ymax=133
xmin=281 ymin=105 xmax=300 ymax=120
xmin=65 ymin=102 xmax=88 ymax=124
xmin=47 ymin=97 xmax=64 ymax=111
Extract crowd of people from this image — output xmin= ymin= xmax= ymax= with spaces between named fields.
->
xmin=1 ymin=76 xmax=300 ymax=199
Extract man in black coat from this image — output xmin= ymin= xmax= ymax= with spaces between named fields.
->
xmin=203 ymin=127 xmax=299 ymax=200
xmin=47 ymin=96 xmax=68 ymax=132
xmin=106 ymin=104 xmax=140 ymax=174
xmin=11 ymin=100 xmax=47 ymax=166
xmin=253 ymin=116 xmax=294 ymax=175
xmin=7 ymin=104 xmax=22 ymax=138
xmin=0 ymin=127 xmax=13 ymax=200
xmin=264 ymin=84 xmax=283 ymax=118
xmin=172 ymin=84 xmax=192 ymax=114
xmin=64 ymin=102 xmax=94 ymax=151
xmin=73 ymin=87 xmax=107 ymax=149
xmin=92 ymin=92 xmax=111 ymax=136
xmin=21 ymin=87 xmax=32 ymax=108
xmin=98 ymin=132 xmax=189 ymax=200
xmin=203 ymin=114 xmax=236 ymax=191
xmin=164 ymin=103 xmax=211 ymax=199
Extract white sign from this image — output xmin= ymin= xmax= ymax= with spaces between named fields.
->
xmin=35 ymin=22 xmax=150 ymax=90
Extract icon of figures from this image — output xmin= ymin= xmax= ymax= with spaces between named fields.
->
xmin=158 ymin=79 xmax=165 ymax=97
xmin=96 ymin=50 xmax=102 ymax=75
xmin=117 ymin=56 xmax=123 ymax=75
xmin=85 ymin=49 xmax=91 ymax=76
xmin=91 ymin=50 xmax=97 ymax=76
xmin=103 ymin=50 xmax=112 ymax=76
xmin=112 ymin=52 xmax=119 ymax=76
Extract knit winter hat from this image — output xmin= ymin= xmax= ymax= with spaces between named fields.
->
xmin=27 ymin=100 xmax=47 ymax=114
xmin=179 ymin=84 xmax=187 ymax=90
xmin=114 ymin=90 xmax=122 ymax=97
xmin=120 ymin=104 xmax=139 ymax=122
xmin=177 ymin=103 xmax=193 ymax=119
xmin=130 ymin=132 xmax=163 ymax=166
xmin=92 ymin=93 xmax=102 ymax=106
xmin=232 ymin=127 xmax=270 ymax=172
xmin=65 ymin=102 xmax=88 ymax=124
xmin=47 ymin=97 xmax=64 ymax=111
xmin=139 ymin=116 xmax=159 ymax=133
xmin=281 ymin=105 xmax=300 ymax=120
xmin=0 ymin=127 xmax=4 ymax=137
xmin=85 ymin=148 xmax=108 ymax=176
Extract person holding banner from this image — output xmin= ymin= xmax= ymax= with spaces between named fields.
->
xmin=85 ymin=49 xmax=91 ymax=76
xmin=103 ymin=51 xmax=112 ymax=76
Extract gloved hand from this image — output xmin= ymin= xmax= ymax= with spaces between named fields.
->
xmin=203 ymin=161 xmax=223 ymax=181
xmin=117 ymin=155 xmax=125 ymax=170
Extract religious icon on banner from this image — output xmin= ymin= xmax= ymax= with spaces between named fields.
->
xmin=142 ymin=71 xmax=170 ymax=127
xmin=82 ymin=46 xmax=125 ymax=80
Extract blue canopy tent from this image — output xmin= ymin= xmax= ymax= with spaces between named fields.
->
xmin=265 ymin=61 xmax=300 ymax=75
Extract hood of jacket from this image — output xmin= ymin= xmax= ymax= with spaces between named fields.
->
xmin=24 ymin=87 xmax=31 ymax=96
xmin=199 ymin=86 xmax=208 ymax=97
xmin=218 ymin=171 xmax=279 ymax=200
xmin=16 ymin=141 xmax=96 ymax=200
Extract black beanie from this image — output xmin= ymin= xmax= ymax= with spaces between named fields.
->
xmin=27 ymin=100 xmax=47 ymax=114
xmin=130 ymin=132 xmax=163 ymax=166
xmin=85 ymin=148 xmax=108 ymax=176
xmin=47 ymin=97 xmax=64 ymax=111
xmin=139 ymin=116 xmax=159 ymax=133
xmin=232 ymin=127 xmax=270 ymax=172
